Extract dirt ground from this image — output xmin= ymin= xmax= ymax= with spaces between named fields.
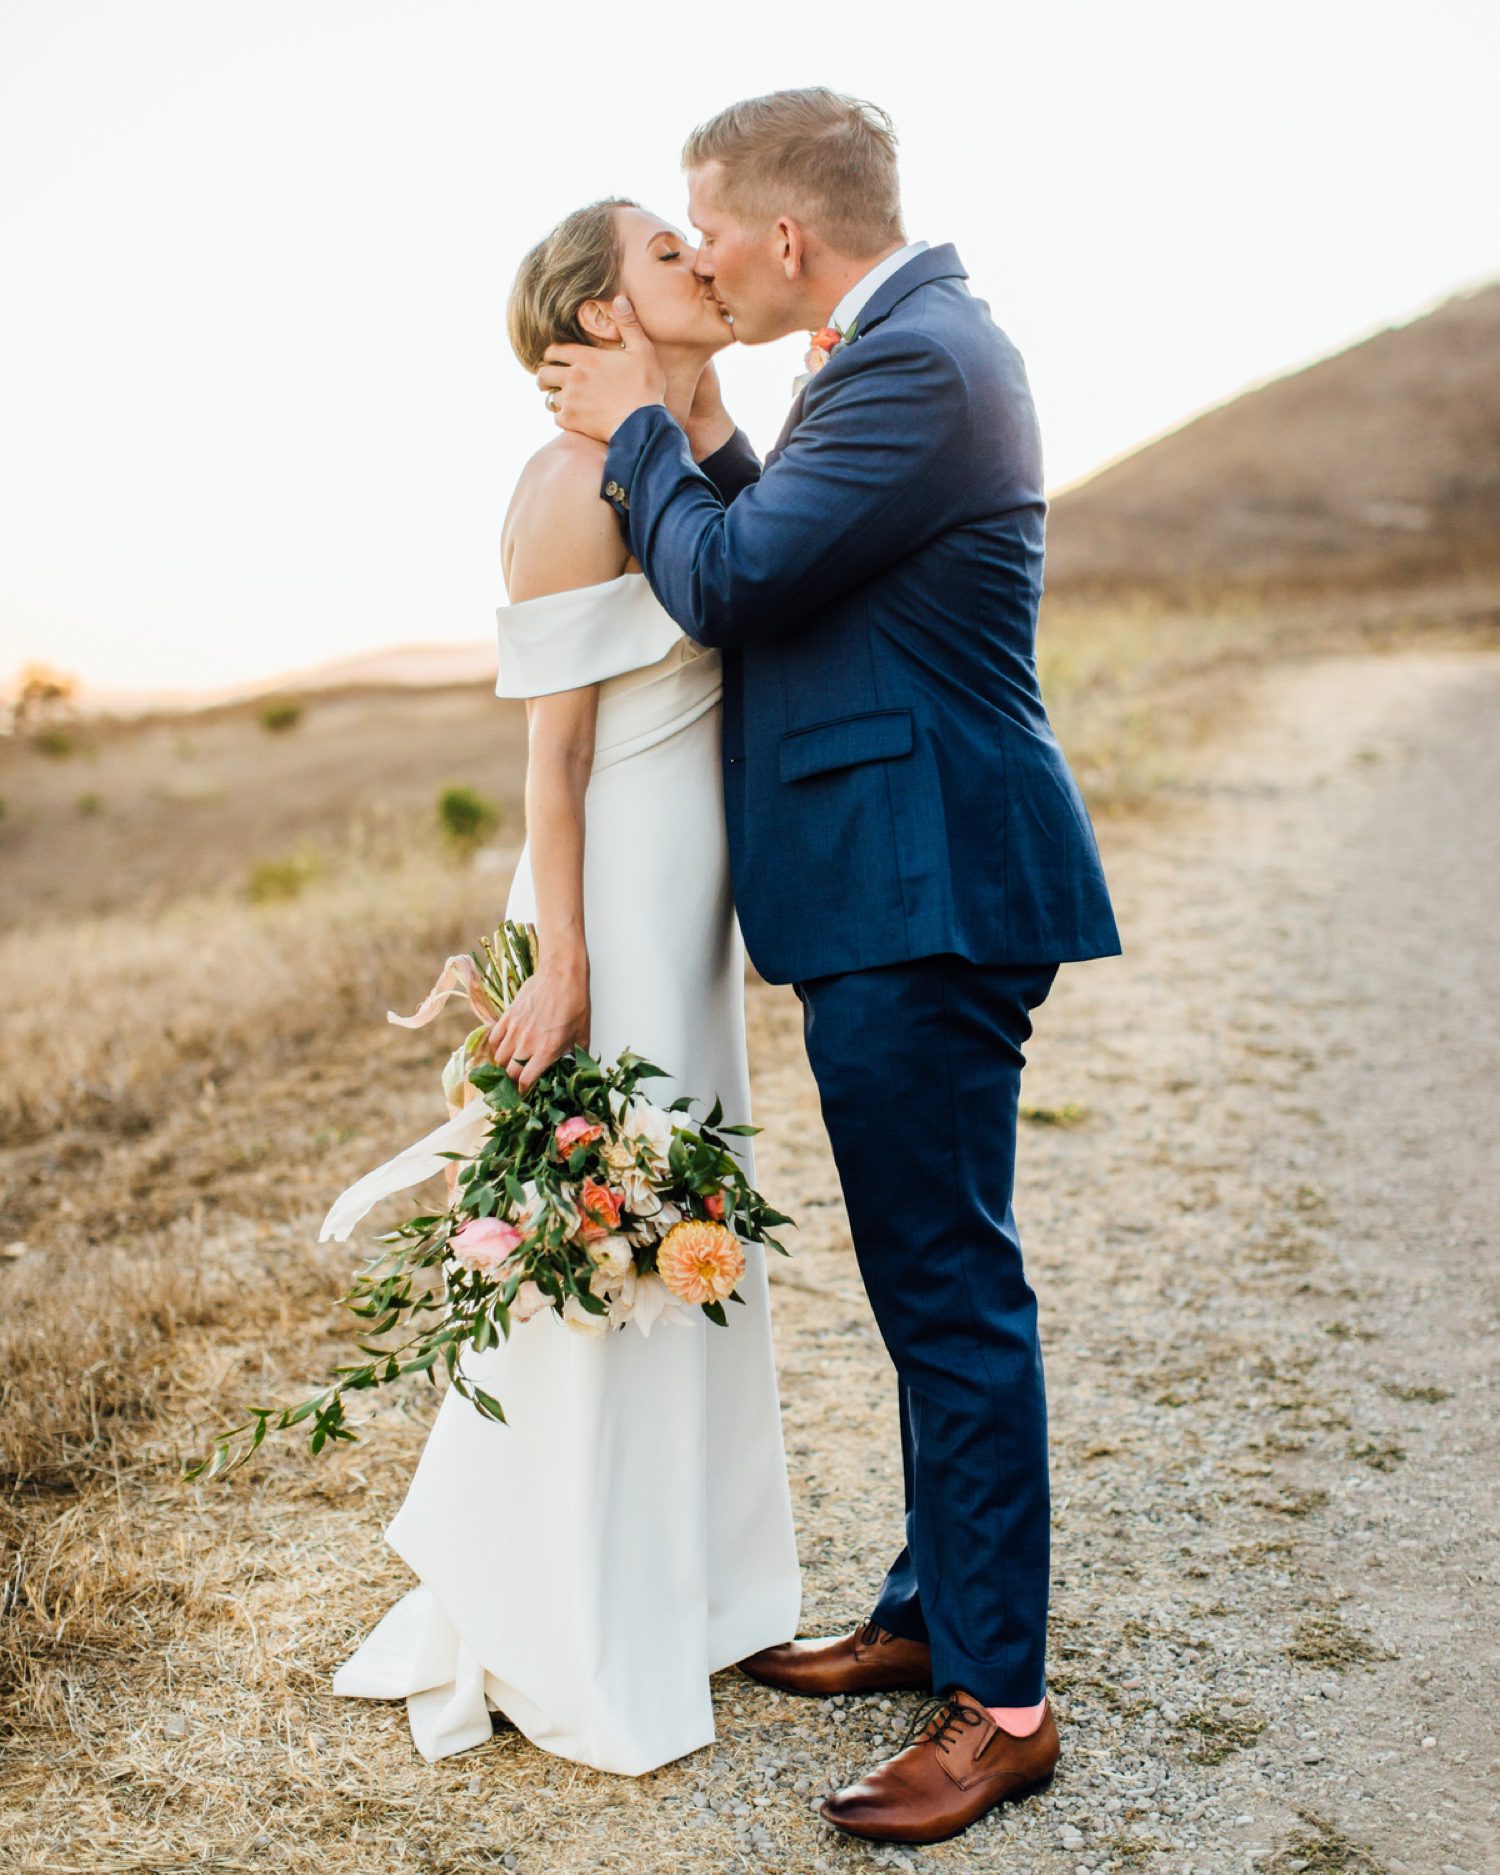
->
xmin=3 ymin=643 xmax=1497 ymax=1875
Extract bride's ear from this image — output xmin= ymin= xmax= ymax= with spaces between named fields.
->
xmin=577 ymin=298 xmax=620 ymax=345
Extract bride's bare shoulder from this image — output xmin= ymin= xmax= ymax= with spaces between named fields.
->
xmin=519 ymin=429 xmax=608 ymax=485
xmin=501 ymin=434 xmax=625 ymax=599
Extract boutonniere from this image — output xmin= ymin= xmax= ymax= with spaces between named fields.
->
xmin=791 ymin=318 xmax=858 ymax=397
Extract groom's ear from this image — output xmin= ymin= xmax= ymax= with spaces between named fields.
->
xmin=577 ymin=299 xmax=619 ymax=345
xmin=775 ymin=217 xmax=806 ymax=283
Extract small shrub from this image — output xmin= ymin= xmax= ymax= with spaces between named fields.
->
xmin=1020 ymin=1101 xmax=1088 ymax=1127
xmin=1287 ymin=1610 xmax=1389 ymax=1670
xmin=438 ymin=784 xmax=500 ymax=851
xmin=259 ymin=697 xmax=304 ymax=734
xmin=35 ymin=729 xmax=73 ymax=758
xmin=75 ymin=792 xmax=103 ymax=817
xmin=246 ymin=847 xmax=322 ymax=903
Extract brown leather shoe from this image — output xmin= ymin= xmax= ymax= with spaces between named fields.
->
xmin=821 ymin=1690 xmax=1058 ymax=1843
xmin=738 ymin=1619 xmax=932 ymax=1696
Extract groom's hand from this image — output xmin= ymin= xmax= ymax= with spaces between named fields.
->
xmin=538 ymin=296 xmax=666 ymax=443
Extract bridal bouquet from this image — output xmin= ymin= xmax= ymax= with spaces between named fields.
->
xmin=188 ymin=922 xmax=790 ymax=1480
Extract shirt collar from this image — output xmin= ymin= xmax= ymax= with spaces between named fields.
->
xmin=831 ymin=239 xmax=931 ymax=337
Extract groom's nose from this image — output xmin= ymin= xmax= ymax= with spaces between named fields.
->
xmin=693 ymin=250 xmax=715 ymax=282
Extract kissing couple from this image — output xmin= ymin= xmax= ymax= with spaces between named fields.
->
xmin=333 ymin=85 xmax=1119 ymax=1847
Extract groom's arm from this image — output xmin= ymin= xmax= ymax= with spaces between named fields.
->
xmin=602 ymin=329 xmax=968 ymax=648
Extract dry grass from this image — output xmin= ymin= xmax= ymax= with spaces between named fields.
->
xmin=1037 ymin=582 xmax=1498 ymax=811
xmin=1265 ymin=1808 xmax=1387 ymax=1874
xmin=0 ymin=845 xmax=531 ymax=1872
xmin=0 ymin=848 xmax=516 ymax=1151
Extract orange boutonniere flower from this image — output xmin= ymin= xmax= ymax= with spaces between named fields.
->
xmin=803 ymin=324 xmax=847 ymax=377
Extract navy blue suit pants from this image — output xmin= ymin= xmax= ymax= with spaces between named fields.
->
xmin=794 ymin=953 xmax=1058 ymax=1706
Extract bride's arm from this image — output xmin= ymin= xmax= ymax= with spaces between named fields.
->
xmin=489 ymin=442 xmax=627 ymax=1091
xmin=687 ymin=360 xmax=762 ymax=504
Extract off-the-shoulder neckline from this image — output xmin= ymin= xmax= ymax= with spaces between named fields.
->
xmin=496 ymin=570 xmax=645 ymax=616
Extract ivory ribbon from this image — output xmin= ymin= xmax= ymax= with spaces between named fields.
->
xmin=319 ymin=1098 xmax=493 ymax=1244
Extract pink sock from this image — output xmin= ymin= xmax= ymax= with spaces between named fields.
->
xmin=985 ymin=1700 xmax=1046 ymax=1735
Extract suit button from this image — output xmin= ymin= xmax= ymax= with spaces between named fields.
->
xmin=604 ymin=480 xmax=622 ymax=498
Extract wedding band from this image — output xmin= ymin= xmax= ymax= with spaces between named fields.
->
xmin=545 ymin=392 xmax=560 ymax=413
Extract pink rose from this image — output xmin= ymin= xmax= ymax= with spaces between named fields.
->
xmin=703 ymin=1191 xmax=726 ymax=1221
xmin=555 ymin=1115 xmax=606 ymax=1155
xmin=450 ymin=1216 xmax=523 ymax=1274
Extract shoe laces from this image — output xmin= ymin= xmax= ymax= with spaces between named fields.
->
xmin=898 ymin=1695 xmax=985 ymax=1757
xmin=855 ymin=1619 xmax=887 ymax=1648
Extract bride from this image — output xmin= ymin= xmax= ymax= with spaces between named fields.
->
xmin=331 ymin=199 xmax=801 ymax=1774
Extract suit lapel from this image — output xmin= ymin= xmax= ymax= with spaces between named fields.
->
xmin=766 ymin=381 xmax=811 ymax=470
xmin=765 ymin=246 xmax=967 ymax=467
xmin=843 ymin=242 xmax=967 ymax=346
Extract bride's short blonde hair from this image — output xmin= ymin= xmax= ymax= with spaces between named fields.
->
xmin=682 ymin=88 xmax=902 ymax=260
xmin=507 ymin=197 xmax=637 ymax=373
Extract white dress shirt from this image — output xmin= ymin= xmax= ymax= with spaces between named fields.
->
xmin=830 ymin=239 xmax=931 ymax=336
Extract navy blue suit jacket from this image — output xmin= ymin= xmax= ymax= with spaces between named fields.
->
xmin=601 ymin=243 xmax=1120 ymax=985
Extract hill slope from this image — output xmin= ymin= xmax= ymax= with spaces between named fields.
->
xmin=1045 ymin=282 xmax=1500 ymax=596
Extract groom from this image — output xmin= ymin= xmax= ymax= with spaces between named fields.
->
xmin=540 ymin=88 xmax=1119 ymax=1843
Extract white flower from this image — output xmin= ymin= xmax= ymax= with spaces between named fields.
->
xmin=619 ymin=1165 xmax=662 ymax=1216
xmin=510 ymin=1279 xmax=549 ymax=1323
xmin=596 ymin=1262 xmax=639 ymax=1321
xmin=601 ymin=1134 xmax=636 ymax=1174
xmin=624 ymin=1098 xmax=676 ymax=1169
xmin=589 ymin=1232 xmax=634 ymax=1280
xmin=628 ymin=1272 xmax=679 ymax=1339
xmin=562 ymin=1294 xmax=610 ymax=1336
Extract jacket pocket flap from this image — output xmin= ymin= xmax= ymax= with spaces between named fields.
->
xmin=778 ymin=708 xmax=914 ymax=783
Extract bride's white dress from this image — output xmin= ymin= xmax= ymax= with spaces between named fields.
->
xmin=331 ymin=572 xmax=802 ymax=1775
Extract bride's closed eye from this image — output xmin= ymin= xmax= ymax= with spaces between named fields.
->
xmin=657 ymin=249 xmax=682 ymax=262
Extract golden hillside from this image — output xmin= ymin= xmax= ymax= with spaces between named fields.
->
xmin=1045 ymin=282 xmax=1500 ymax=598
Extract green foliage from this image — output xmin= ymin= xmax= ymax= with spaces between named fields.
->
xmin=75 ymin=792 xmax=103 ymax=817
xmin=35 ymin=728 xmax=73 ymax=758
xmin=188 ymin=921 xmax=792 ymax=1480
xmin=438 ymin=783 xmax=500 ymax=851
xmin=1020 ymin=1100 xmax=1088 ymax=1127
xmin=245 ymin=847 xmax=322 ymax=903
xmin=258 ymin=697 xmax=304 ymax=734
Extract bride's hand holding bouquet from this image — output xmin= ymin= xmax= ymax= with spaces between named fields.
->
xmin=188 ymin=923 xmax=791 ymax=1480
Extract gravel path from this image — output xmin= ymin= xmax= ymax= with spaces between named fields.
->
xmin=602 ymin=645 xmax=1497 ymax=1875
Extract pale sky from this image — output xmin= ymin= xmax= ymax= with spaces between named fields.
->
xmin=1 ymin=0 xmax=1496 ymax=694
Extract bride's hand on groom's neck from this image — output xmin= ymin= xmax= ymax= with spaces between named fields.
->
xmin=538 ymin=297 xmax=666 ymax=444
xmin=686 ymin=360 xmax=735 ymax=462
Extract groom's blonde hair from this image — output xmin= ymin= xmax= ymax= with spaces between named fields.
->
xmin=682 ymin=88 xmax=903 ymax=259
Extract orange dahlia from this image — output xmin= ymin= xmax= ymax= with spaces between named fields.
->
xmin=656 ymin=1220 xmax=745 ymax=1304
